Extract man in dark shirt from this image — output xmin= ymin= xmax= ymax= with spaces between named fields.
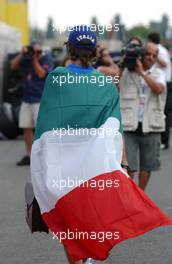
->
xmin=11 ymin=41 xmax=54 ymax=165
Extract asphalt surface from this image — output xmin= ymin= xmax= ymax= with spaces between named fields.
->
xmin=0 ymin=137 xmax=172 ymax=264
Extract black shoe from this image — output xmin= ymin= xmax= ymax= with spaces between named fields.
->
xmin=16 ymin=155 xmax=30 ymax=166
xmin=160 ymin=144 xmax=169 ymax=150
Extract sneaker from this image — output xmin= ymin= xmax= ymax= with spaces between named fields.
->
xmin=83 ymin=258 xmax=94 ymax=264
xmin=16 ymin=155 xmax=30 ymax=166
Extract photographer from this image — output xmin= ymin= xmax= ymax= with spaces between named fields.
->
xmin=119 ymin=42 xmax=166 ymax=190
xmin=95 ymin=46 xmax=119 ymax=76
xmin=94 ymin=46 xmax=120 ymax=90
xmin=10 ymin=41 xmax=54 ymax=166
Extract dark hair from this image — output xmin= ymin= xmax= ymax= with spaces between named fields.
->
xmin=127 ymin=37 xmax=143 ymax=47
xmin=66 ymin=43 xmax=96 ymax=68
xmin=94 ymin=48 xmax=109 ymax=68
xmin=30 ymin=40 xmax=41 ymax=46
xmin=99 ymin=48 xmax=107 ymax=58
xmin=147 ymin=32 xmax=160 ymax=44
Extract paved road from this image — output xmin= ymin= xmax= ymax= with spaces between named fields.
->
xmin=0 ymin=138 xmax=172 ymax=264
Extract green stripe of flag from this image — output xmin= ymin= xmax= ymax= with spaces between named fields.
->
xmin=34 ymin=67 xmax=123 ymax=141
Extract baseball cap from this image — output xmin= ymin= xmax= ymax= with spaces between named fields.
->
xmin=67 ymin=25 xmax=97 ymax=50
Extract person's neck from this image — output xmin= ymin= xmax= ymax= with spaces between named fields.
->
xmin=70 ymin=60 xmax=90 ymax=67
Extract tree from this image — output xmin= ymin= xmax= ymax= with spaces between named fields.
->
xmin=161 ymin=14 xmax=169 ymax=39
xmin=113 ymin=14 xmax=126 ymax=42
xmin=30 ymin=27 xmax=45 ymax=42
xmin=90 ymin=16 xmax=100 ymax=37
xmin=127 ymin=25 xmax=153 ymax=41
xmin=46 ymin=17 xmax=55 ymax=39
xmin=114 ymin=14 xmax=121 ymax=25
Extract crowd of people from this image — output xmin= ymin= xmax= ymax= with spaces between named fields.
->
xmin=11 ymin=31 xmax=172 ymax=190
xmin=9 ymin=26 xmax=172 ymax=264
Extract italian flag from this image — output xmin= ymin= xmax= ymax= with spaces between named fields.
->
xmin=31 ymin=67 xmax=172 ymax=262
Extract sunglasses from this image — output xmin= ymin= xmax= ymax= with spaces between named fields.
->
xmin=35 ymin=50 xmax=42 ymax=54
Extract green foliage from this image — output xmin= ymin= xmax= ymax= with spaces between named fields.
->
xmin=46 ymin=17 xmax=55 ymax=39
xmin=30 ymin=27 xmax=45 ymax=42
xmin=127 ymin=25 xmax=154 ymax=41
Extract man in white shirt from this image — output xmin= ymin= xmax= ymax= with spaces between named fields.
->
xmin=148 ymin=32 xmax=171 ymax=82
xmin=148 ymin=32 xmax=172 ymax=149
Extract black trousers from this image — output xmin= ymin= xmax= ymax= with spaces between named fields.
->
xmin=161 ymin=111 xmax=171 ymax=146
xmin=161 ymin=82 xmax=172 ymax=147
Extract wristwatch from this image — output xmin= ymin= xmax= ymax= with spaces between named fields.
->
xmin=121 ymin=163 xmax=131 ymax=172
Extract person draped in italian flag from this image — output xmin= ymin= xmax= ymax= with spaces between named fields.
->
xmin=31 ymin=25 xmax=172 ymax=264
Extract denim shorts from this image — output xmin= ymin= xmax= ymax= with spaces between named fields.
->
xmin=124 ymin=125 xmax=161 ymax=172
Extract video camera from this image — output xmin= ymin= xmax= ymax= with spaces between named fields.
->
xmin=122 ymin=44 xmax=146 ymax=71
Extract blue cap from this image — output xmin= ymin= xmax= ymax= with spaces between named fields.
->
xmin=67 ymin=25 xmax=97 ymax=50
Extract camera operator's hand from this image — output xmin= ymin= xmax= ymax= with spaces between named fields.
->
xmin=136 ymin=58 xmax=165 ymax=95
xmin=32 ymin=53 xmax=39 ymax=62
xmin=10 ymin=46 xmax=26 ymax=70
xmin=32 ymin=54 xmax=47 ymax=79
xmin=135 ymin=59 xmax=144 ymax=75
